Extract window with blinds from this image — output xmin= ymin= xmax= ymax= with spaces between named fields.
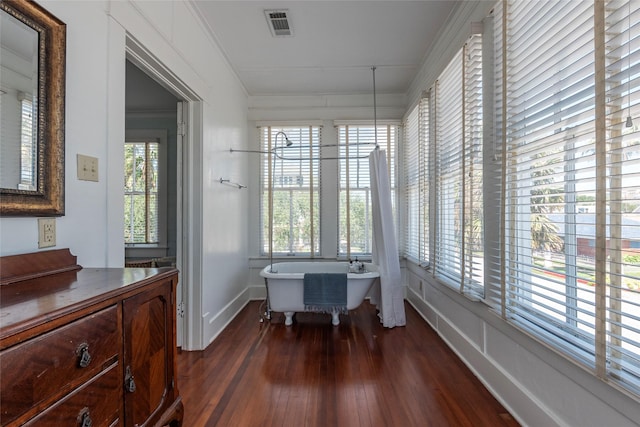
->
xmin=495 ymin=0 xmax=640 ymax=395
xmin=403 ymin=105 xmax=420 ymax=261
xmin=435 ymin=51 xmax=463 ymax=286
xmin=604 ymin=0 xmax=640 ymax=395
xmin=419 ymin=97 xmax=430 ymax=265
xmin=465 ymin=35 xmax=484 ymax=294
xmin=260 ymin=126 xmax=321 ymax=255
xmin=433 ymin=35 xmax=484 ymax=296
xmin=337 ymin=124 xmax=397 ymax=257
xmin=19 ymin=97 xmax=36 ymax=190
xmin=124 ymin=141 xmax=159 ymax=244
xmin=403 ymin=97 xmax=431 ymax=266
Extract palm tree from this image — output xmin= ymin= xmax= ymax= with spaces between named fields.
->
xmin=530 ymin=154 xmax=564 ymax=256
xmin=530 ymin=214 xmax=563 ymax=253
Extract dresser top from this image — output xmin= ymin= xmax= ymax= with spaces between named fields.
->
xmin=0 ymin=249 xmax=178 ymax=347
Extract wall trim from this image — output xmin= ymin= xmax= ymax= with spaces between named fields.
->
xmin=204 ymin=288 xmax=251 ymax=346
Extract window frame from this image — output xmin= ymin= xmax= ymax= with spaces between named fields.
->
xmin=124 ymin=129 xmax=168 ymax=249
xmin=336 ymin=122 xmax=398 ymax=259
xmin=425 ymin=33 xmax=484 ymax=298
xmin=259 ymin=125 xmax=321 ymax=257
xmin=403 ymin=103 xmax=421 ymax=263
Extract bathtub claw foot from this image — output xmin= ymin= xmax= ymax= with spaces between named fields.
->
xmin=331 ymin=311 xmax=340 ymax=326
xmin=284 ymin=312 xmax=294 ymax=326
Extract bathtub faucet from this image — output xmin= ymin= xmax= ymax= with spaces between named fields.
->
xmin=349 ymin=258 xmax=365 ymax=273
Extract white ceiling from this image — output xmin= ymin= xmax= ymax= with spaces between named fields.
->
xmin=191 ymin=1 xmax=461 ymax=97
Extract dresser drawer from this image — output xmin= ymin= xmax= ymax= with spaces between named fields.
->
xmin=0 ymin=306 xmax=119 ymax=425
xmin=23 ymin=362 xmax=121 ymax=427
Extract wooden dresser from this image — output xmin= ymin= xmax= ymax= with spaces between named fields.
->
xmin=0 ymin=249 xmax=183 ymax=427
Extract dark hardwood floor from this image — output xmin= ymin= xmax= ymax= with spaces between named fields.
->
xmin=177 ymin=300 xmax=520 ymax=426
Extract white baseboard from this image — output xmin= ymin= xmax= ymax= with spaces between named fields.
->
xmin=203 ymin=288 xmax=251 ymax=346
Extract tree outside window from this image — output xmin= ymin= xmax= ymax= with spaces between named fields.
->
xmin=124 ymin=141 xmax=159 ymax=244
xmin=260 ymin=126 xmax=320 ymax=255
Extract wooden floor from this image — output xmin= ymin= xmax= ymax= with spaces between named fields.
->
xmin=177 ymin=301 xmax=520 ymax=427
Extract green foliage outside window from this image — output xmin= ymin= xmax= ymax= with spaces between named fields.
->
xmin=338 ymin=191 xmax=371 ymax=255
xmin=124 ymin=142 xmax=159 ymax=244
xmin=263 ymin=190 xmax=319 ymax=254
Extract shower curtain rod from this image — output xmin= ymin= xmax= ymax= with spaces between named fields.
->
xmin=229 ymin=142 xmax=377 ymax=161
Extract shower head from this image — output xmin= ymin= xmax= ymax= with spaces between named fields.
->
xmin=274 ymin=131 xmax=292 ymax=147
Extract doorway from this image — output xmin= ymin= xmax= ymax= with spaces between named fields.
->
xmin=125 ymin=60 xmax=185 ymax=346
xmin=124 ymin=61 xmax=178 ymax=263
xmin=124 ymin=38 xmax=203 ymax=350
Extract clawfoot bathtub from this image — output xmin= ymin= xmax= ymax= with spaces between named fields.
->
xmin=260 ymin=262 xmax=379 ymax=326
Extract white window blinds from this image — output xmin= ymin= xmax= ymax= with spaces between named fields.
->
xmin=124 ymin=142 xmax=159 ymax=244
xmin=20 ymin=97 xmax=36 ymax=190
xmin=260 ymin=126 xmax=321 ymax=256
xmin=435 ymin=50 xmax=464 ymax=286
xmin=433 ymin=35 xmax=484 ymax=296
xmin=404 ymin=105 xmax=420 ymax=261
xmin=604 ymin=0 xmax=640 ymax=394
xmin=419 ymin=96 xmax=430 ymax=266
xmin=338 ymin=124 xmax=397 ymax=257
xmin=501 ymin=0 xmax=598 ymax=366
xmin=497 ymin=0 xmax=640 ymax=395
xmin=464 ymin=34 xmax=484 ymax=294
xmin=404 ymin=97 xmax=430 ymax=266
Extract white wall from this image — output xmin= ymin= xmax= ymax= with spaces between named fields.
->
xmin=402 ymin=2 xmax=640 ymax=427
xmin=0 ymin=0 xmax=250 ymax=351
xmin=0 ymin=1 xmax=112 ymax=263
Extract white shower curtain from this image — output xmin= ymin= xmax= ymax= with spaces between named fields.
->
xmin=369 ymin=148 xmax=406 ymax=328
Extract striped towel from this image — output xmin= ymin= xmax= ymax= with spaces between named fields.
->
xmin=303 ymin=273 xmax=348 ymax=313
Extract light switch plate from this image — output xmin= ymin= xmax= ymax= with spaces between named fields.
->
xmin=38 ymin=218 xmax=56 ymax=248
xmin=77 ymin=154 xmax=99 ymax=182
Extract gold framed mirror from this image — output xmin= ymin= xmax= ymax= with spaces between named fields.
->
xmin=0 ymin=0 xmax=65 ymax=216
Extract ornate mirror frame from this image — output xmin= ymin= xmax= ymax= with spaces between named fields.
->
xmin=0 ymin=0 xmax=66 ymax=216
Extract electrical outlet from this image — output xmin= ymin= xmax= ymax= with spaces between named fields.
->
xmin=38 ymin=218 xmax=56 ymax=248
xmin=77 ymin=154 xmax=98 ymax=182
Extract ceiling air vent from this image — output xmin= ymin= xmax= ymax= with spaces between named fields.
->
xmin=264 ymin=9 xmax=293 ymax=37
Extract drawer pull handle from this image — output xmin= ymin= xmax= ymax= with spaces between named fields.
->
xmin=78 ymin=408 xmax=93 ymax=427
xmin=125 ymin=366 xmax=136 ymax=393
xmin=76 ymin=343 xmax=92 ymax=368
